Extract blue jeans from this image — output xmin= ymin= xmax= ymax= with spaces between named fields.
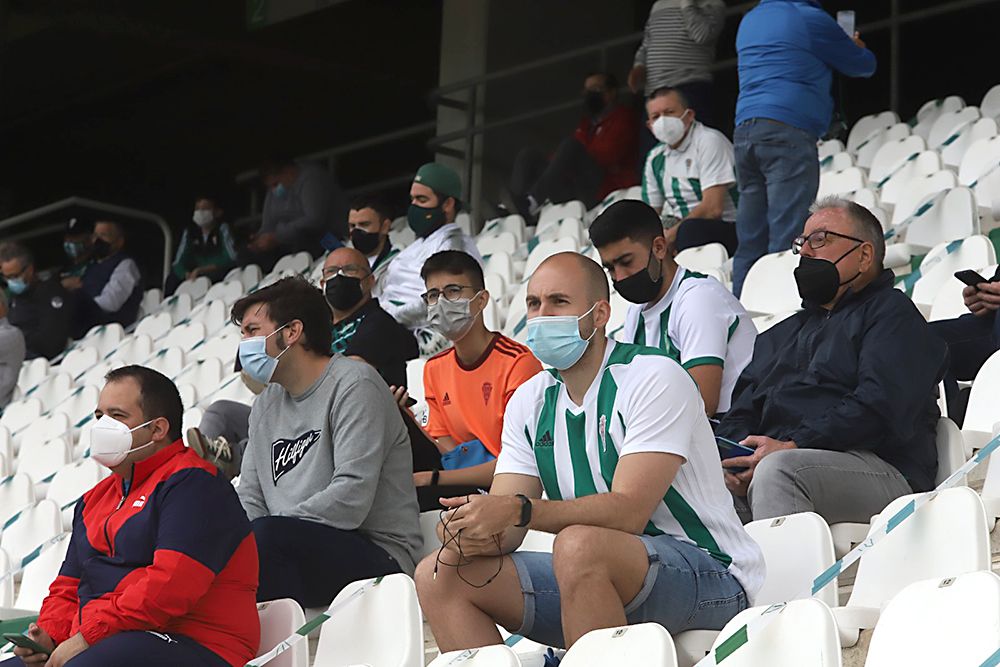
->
xmin=509 ymin=534 xmax=748 ymax=649
xmin=732 ymin=119 xmax=820 ymax=296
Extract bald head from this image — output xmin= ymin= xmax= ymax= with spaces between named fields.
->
xmin=325 ymin=246 xmax=370 ymax=272
xmin=320 ymin=246 xmax=374 ymax=314
xmin=537 ymin=252 xmax=609 ymax=301
xmin=527 ymin=252 xmax=611 ymax=323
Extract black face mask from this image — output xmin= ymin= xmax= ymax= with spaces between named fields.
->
xmin=583 ymin=91 xmax=606 ymax=116
xmin=325 ymin=275 xmax=364 ymax=311
xmin=350 ymin=227 xmax=382 ymax=255
xmin=613 ymin=248 xmax=664 ymax=304
xmin=793 ymin=246 xmax=861 ymax=306
xmin=92 ymin=238 xmax=112 ymax=260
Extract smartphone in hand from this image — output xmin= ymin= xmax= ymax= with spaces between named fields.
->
xmin=716 ymin=436 xmax=755 ymax=473
xmin=3 ymin=633 xmax=51 ymax=656
xmin=955 ymin=269 xmax=989 ymax=289
xmin=837 ymin=10 xmax=856 ymax=36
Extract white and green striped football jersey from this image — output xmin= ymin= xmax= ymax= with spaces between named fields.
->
xmin=496 ymin=339 xmax=765 ymax=602
xmin=623 ymin=268 xmax=756 ymax=414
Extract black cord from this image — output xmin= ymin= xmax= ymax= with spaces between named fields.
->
xmin=433 ymin=507 xmax=504 ymax=589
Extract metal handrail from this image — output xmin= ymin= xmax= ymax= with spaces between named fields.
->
xmin=0 ymin=196 xmax=173 ymax=284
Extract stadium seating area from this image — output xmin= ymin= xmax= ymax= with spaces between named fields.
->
xmin=2 ymin=82 xmax=1000 ymax=666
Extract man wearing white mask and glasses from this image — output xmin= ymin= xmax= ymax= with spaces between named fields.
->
xmin=7 ymin=365 xmax=259 ymax=667
xmin=642 ymin=86 xmax=739 ymax=256
xmin=401 ymin=250 xmax=540 ymax=510
xmin=231 ymin=276 xmax=421 ymax=610
xmin=415 ymin=252 xmax=763 ymax=653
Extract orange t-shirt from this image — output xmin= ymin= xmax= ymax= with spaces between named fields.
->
xmin=424 ymin=334 xmax=542 ymax=457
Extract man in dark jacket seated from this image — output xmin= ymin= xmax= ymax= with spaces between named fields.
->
xmin=718 ymin=198 xmax=948 ymax=524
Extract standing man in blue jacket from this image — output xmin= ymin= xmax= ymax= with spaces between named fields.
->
xmin=731 ymin=0 xmax=876 ymax=296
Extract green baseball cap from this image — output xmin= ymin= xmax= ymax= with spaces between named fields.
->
xmin=413 ymin=162 xmax=463 ymax=201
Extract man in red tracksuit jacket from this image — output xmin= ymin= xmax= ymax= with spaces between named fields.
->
xmin=6 ymin=365 xmax=259 ymax=667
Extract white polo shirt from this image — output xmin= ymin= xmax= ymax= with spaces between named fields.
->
xmin=496 ymin=339 xmax=764 ymax=603
xmin=642 ymin=121 xmax=739 ymax=222
xmin=622 ymin=268 xmax=756 ymax=414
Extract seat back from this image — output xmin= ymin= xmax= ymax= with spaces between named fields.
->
xmin=190 ymin=330 xmax=240 ymax=365
xmin=880 ymin=151 xmax=944 ymax=208
xmin=963 ymin=348 xmax=1000 ymax=450
xmin=0 ymin=548 xmax=12 ymax=607
xmin=913 ymin=96 xmax=966 ymax=141
xmin=676 ymin=243 xmax=730 ymax=272
xmin=865 ymin=571 xmax=1000 ymax=666
xmin=934 ymin=417 xmax=967 ymax=486
xmin=50 ymin=385 xmax=101 ymax=430
xmin=910 ymin=235 xmax=996 ymax=308
xmin=145 ymin=347 xmax=187 ymax=377
xmin=929 ymin=264 xmax=997 ymax=322
xmin=174 ymin=276 xmax=211 ymax=302
xmin=17 ymin=358 xmax=50 ymax=394
xmin=959 ymin=134 xmax=1000 ymax=220
xmin=135 ymin=312 xmax=174 ymax=340
xmin=429 ymin=646 xmax=521 ymax=666
xmin=477 ymin=232 xmax=518 ymax=258
xmin=187 ymin=299 xmax=228 ymax=333
xmin=205 ymin=280 xmax=245 ymax=306
xmin=606 ymin=291 xmax=631 ymax=341
xmin=981 ymin=84 xmax=1000 ymax=120
xmin=856 ymin=122 xmax=910 ymax=169
xmin=928 ymin=106 xmax=982 ymax=151
xmin=709 ymin=599 xmax=841 ymax=667
xmin=537 ymin=201 xmax=586 ymax=227
xmin=19 ymin=413 xmax=71 ymax=451
xmin=75 ymin=323 xmax=125 ymax=358
xmin=405 ymin=358 xmax=426 ymax=403
xmin=0 ymin=499 xmax=62 ymax=570
xmin=105 ymin=333 xmax=153 ymax=366
xmin=502 ymin=282 xmax=530 ymax=343
xmin=484 ymin=251 xmax=515 ymax=287
xmin=561 ymin=623 xmax=677 ymax=667
xmin=869 ymin=135 xmax=927 ymax=186
xmin=847 ymin=487 xmax=990 ymax=610
xmin=0 ymin=398 xmax=42 ymax=435
xmin=744 ymin=512 xmax=838 ymax=607
xmin=739 ymin=251 xmax=800 ymax=315
xmin=942 ymin=117 xmax=998 ymax=169
xmin=256 ymin=598 xmax=308 ymax=667
xmin=816 ymin=166 xmax=867 ymax=199
xmin=847 ymin=110 xmax=900 ymax=155
xmin=15 ymin=532 xmax=71 ymax=611
xmin=28 ymin=373 xmax=74 ymax=411
xmin=272 ymin=251 xmax=311 ymax=275
xmin=905 ymin=187 xmax=978 ymax=253
xmin=173 ymin=358 xmax=224 ymax=398
xmin=16 ymin=437 xmax=71 ymax=485
xmin=160 ymin=322 xmax=207 ymax=351
xmin=0 ymin=474 xmax=35 ymax=527
xmin=314 ymin=574 xmax=424 ymax=667
xmin=59 ymin=346 xmax=99 ymax=381
xmin=46 ymin=458 xmax=108 ymax=530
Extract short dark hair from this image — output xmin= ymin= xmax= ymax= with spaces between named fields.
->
xmin=588 ymin=200 xmax=664 ymax=249
xmin=648 ymin=86 xmax=690 ymax=107
xmin=230 ymin=277 xmax=333 ymax=356
xmin=587 ymin=71 xmax=619 ymax=90
xmin=260 ymin=155 xmax=296 ymax=178
xmin=0 ymin=241 xmax=34 ymax=267
xmin=420 ymin=250 xmax=485 ymax=290
xmin=104 ymin=365 xmax=184 ymax=442
xmin=349 ymin=195 xmax=394 ymax=223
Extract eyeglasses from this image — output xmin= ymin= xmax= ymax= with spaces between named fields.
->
xmin=421 ymin=284 xmax=476 ymax=305
xmin=322 ymin=264 xmax=370 ymax=280
xmin=792 ymin=230 xmax=865 ymax=255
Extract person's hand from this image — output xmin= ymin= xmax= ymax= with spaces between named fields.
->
xmin=252 ymin=233 xmax=278 ymax=252
xmin=389 ymin=385 xmax=411 ymax=409
xmin=44 ymin=631 xmax=87 ymax=667
xmin=186 ymin=268 xmax=201 ymax=280
xmin=723 ymin=435 xmax=797 ymax=485
xmin=627 ymin=65 xmax=646 ymax=93
xmin=852 ymin=32 xmax=866 ymax=49
xmin=11 ymin=623 xmax=54 ymax=664
xmin=724 ymin=470 xmax=751 ymax=497
xmin=413 ymin=470 xmax=434 ymax=487
xmin=61 ymin=276 xmax=82 ymax=291
xmin=970 ymin=281 xmax=1000 ymax=315
xmin=440 ymin=494 xmax=518 ymax=545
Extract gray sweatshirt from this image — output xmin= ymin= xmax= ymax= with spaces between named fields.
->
xmin=0 ymin=318 xmax=25 ymax=410
xmin=239 ymin=355 xmax=422 ymax=573
xmin=260 ymin=161 xmax=348 ymax=244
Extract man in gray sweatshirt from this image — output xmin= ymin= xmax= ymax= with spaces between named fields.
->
xmin=0 ymin=290 xmax=26 ymax=410
xmin=231 ymin=276 xmax=422 ymax=608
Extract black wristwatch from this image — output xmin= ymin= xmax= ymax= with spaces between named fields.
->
xmin=514 ymin=494 xmax=532 ymax=528
xmin=430 ymin=469 xmax=440 ymax=486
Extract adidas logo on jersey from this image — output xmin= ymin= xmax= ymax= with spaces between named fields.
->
xmin=442 ymin=393 xmax=451 ymax=406
xmin=537 ymin=431 xmax=554 ymax=448
xmin=271 ymin=430 xmax=321 ymax=484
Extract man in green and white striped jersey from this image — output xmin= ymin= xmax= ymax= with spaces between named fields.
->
xmin=591 ymin=200 xmax=755 ymax=418
xmin=415 ymin=252 xmax=763 ymax=652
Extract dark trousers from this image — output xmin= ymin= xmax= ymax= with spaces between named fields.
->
xmin=0 ymin=631 xmax=228 ymax=667
xmin=675 ymin=218 xmax=738 ymax=257
xmin=929 ymin=311 xmax=1000 ymax=426
xmin=252 ymin=516 xmax=401 ymax=608
xmin=403 ymin=408 xmax=482 ymax=512
xmin=511 ymin=137 xmax=604 ymax=216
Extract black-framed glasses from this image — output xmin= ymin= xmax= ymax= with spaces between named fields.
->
xmin=792 ymin=230 xmax=865 ymax=255
xmin=321 ymin=264 xmax=370 ymax=280
xmin=421 ymin=284 xmax=476 ymax=305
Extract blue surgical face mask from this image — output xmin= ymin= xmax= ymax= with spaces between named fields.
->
xmin=272 ymin=183 xmax=288 ymax=199
xmin=238 ymin=323 xmax=291 ymax=384
xmin=525 ymin=304 xmax=598 ymax=370
xmin=5 ymin=277 xmax=27 ymax=295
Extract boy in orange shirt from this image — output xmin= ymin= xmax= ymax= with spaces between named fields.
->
xmin=414 ymin=251 xmax=541 ymax=498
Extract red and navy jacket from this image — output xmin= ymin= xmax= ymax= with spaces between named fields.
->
xmin=37 ymin=440 xmax=260 ymax=667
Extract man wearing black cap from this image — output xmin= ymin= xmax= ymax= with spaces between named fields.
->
xmin=378 ymin=163 xmax=481 ymax=355
xmin=0 ymin=241 xmax=72 ymax=360
xmin=62 ymin=215 xmax=95 ymax=282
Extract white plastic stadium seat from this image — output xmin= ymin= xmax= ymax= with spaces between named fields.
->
xmin=912 ymin=95 xmax=965 ymax=142
xmin=134 ymin=312 xmax=173 ymax=340
xmin=933 ymin=417 xmax=966 ymax=486
xmin=58 ymin=346 xmax=99 ymax=381
xmin=186 ymin=299 xmax=228 ymax=333
xmin=26 ymin=372 xmax=74 ymax=411
xmin=959 ymin=134 xmax=1000 ymax=223
xmin=744 ymin=512 xmax=838 ymax=607
xmin=981 ymin=84 xmax=1000 ymax=120
xmin=0 ymin=499 xmax=62 ymax=573
xmin=879 ymin=151 xmax=943 ymax=209
xmin=16 ymin=437 xmax=71 ymax=486
xmin=19 ymin=413 xmax=71 ymax=453
xmin=145 ymin=347 xmax=187 ymax=377
xmin=865 ymin=571 xmax=1000 ymax=667
xmin=140 ymin=288 xmax=162 ymax=317
xmin=190 ymin=330 xmax=240 ymax=365
xmin=501 ymin=282 xmax=529 ymax=343
xmin=313 ymin=573 xmax=423 ymax=667
xmin=485 ymin=251 xmax=515 ymax=287
xmin=46 ymin=458 xmax=108 ymax=530
xmin=817 ymin=138 xmax=845 ymax=164
xmin=902 ymin=187 xmax=978 ymax=254
xmin=105 ymin=333 xmax=154 ymax=366
xmin=676 ymin=243 xmax=730 ymax=271
xmin=205 ymin=279 xmax=244 ymax=306
xmin=156 ymin=292 xmax=193 ymax=325
xmin=887 ymin=168 xmax=957 ymax=229
xmin=832 ymin=487 xmax=990 ymax=647
xmin=477 ymin=231 xmax=518 ymax=258
xmin=0 ymin=429 xmax=11 ymax=476
xmin=160 ymin=322 xmax=207 ymax=351
xmin=537 ymin=200 xmax=586 ymax=227
xmin=256 ymin=598 xmax=309 ymax=667
xmin=846 ymin=110 xmax=899 ymax=155
xmin=429 ymin=646 xmax=521 ymax=667
xmin=12 ymin=532 xmax=71 ymax=612
xmin=910 ymin=236 xmax=996 ymax=315
xmin=942 ymin=117 xmax=997 ymax=170
xmin=963 ymin=348 xmax=1000 ymax=452
xmin=927 ymin=106 xmax=981 ymax=151
xmin=561 ymin=623 xmax=677 ymax=667
xmin=241 ymin=264 xmax=263 ymax=291
xmin=816 ymin=167 xmax=867 ymax=199
xmin=708 ymin=599 xmax=842 ymax=667
xmin=739 ymin=251 xmax=800 ymax=316
xmin=0 ymin=474 xmax=35 ymax=527
xmin=272 ymin=251 xmax=311 ymax=275
xmin=417 ymin=510 xmax=442 ymax=561
xmin=855 ymin=122 xmax=909 ymax=170
xmin=51 ymin=384 xmax=101 ymax=430
xmin=17 ymin=358 xmax=50 ymax=395
xmin=174 ymin=275 xmax=211 ymax=302
xmin=0 ymin=549 xmax=12 ymax=607
xmin=868 ymin=135 xmax=926 ymax=189
xmin=405 ymin=358 xmax=426 ymax=404
xmin=0 ymin=398 xmax=42 ymax=438
xmin=172 ymin=358 xmax=224 ymax=398
xmin=820 ymin=151 xmax=854 ymax=173
xmin=928 ymin=263 xmax=996 ymax=322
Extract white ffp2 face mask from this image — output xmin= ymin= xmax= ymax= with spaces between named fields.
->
xmin=651 ymin=109 xmax=691 ymax=146
xmin=90 ymin=415 xmax=158 ymax=468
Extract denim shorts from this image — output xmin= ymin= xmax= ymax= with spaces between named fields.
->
xmin=509 ymin=533 xmax=748 ymax=649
